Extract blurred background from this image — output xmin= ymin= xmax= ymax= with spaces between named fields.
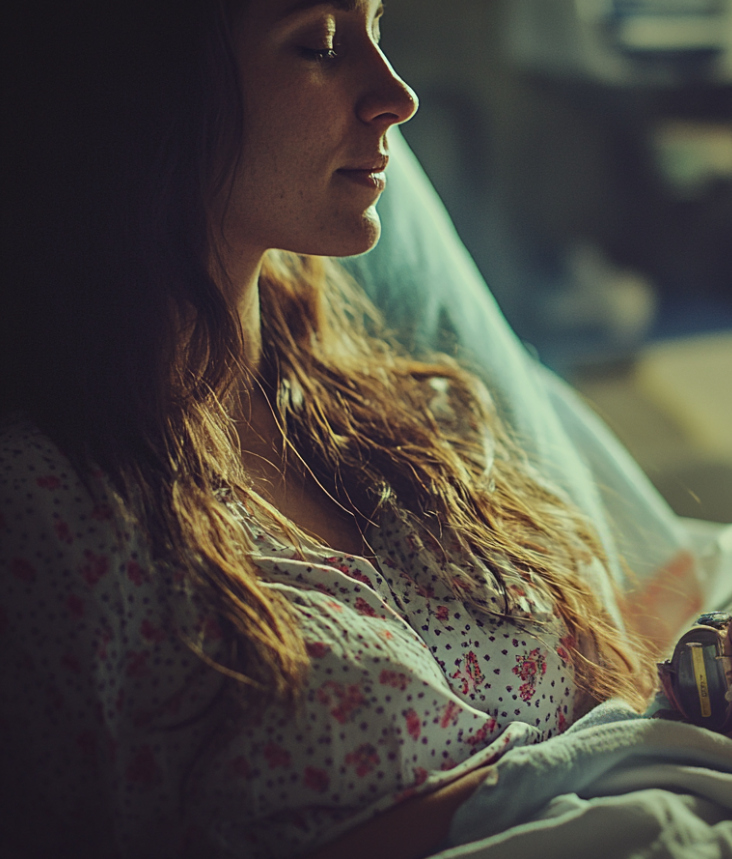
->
xmin=382 ymin=0 xmax=732 ymax=522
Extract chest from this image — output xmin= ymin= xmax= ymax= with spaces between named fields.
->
xmin=240 ymin=445 xmax=368 ymax=557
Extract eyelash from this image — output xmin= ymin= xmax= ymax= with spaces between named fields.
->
xmin=298 ymin=16 xmax=382 ymax=63
xmin=300 ymin=47 xmax=339 ymax=62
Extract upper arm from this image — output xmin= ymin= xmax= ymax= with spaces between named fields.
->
xmin=0 ymin=418 xmax=224 ymax=855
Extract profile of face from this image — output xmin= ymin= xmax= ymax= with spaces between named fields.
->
xmin=218 ymin=0 xmax=418 ymax=272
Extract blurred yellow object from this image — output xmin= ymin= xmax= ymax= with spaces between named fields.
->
xmin=636 ymin=332 xmax=732 ymax=463
xmin=652 ymin=120 xmax=732 ymax=197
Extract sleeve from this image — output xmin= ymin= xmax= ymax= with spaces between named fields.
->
xmin=0 ymin=419 xmax=225 ymax=858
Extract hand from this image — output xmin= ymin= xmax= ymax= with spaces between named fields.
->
xmin=302 ymin=764 xmax=495 ymax=859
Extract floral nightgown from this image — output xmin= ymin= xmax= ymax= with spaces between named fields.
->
xmin=0 ymin=414 xmax=581 ymax=858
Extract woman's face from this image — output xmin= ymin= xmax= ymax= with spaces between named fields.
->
xmin=219 ymin=0 xmax=418 ymax=268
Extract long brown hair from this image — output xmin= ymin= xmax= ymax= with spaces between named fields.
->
xmin=258 ymin=252 xmax=657 ymax=710
xmin=2 ymin=1 xmax=656 ymax=712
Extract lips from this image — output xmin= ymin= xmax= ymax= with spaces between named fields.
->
xmin=336 ymin=156 xmax=389 ymax=191
xmin=341 ymin=155 xmax=389 ymax=173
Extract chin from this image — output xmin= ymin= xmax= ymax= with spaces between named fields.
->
xmin=277 ymin=208 xmax=382 ymax=259
xmin=330 ymin=209 xmax=382 ymax=259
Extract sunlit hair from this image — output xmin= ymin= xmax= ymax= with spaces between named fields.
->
xmin=2 ymin=1 xmax=656 ymax=713
xmin=258 ymin=253 xmax=657 ymax=710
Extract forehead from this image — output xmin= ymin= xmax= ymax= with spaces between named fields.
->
xmin=279 ymin=0 xmax=358 ymax=13
xmin=242 ymin=0 xmax=373 ymax=25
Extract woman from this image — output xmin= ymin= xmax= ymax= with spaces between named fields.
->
xmin=1 ymin=2 xmax=657 ymax=858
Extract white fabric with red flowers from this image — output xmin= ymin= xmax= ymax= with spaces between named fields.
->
xmin=1 ymin=413 xmax=578 ymax=859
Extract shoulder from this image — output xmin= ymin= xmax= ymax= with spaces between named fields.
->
xmin=1 ymin=410 xmax=96 ymax=504
xmin=0 ymin=412 xmax=153 ymax=618
xmin=0 ymin=416 xmax=221 ymax=852
xmin=0 ymin=411 xmax=125 ymax=559
xmin=0 ymin=412 xmax=212 ymax=723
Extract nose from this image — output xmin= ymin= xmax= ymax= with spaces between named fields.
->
xmin=356 ymin=48 xmax=419 ymax=129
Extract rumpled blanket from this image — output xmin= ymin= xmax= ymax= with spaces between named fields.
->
xmin=437 ymin=702 xmax=732 ymax=859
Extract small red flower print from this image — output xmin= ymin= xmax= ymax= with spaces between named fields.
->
xmin=140 ymin=619 xmax=166 ymax=644
xmin=325 ymin=600 xmax=343 ymax=613
xmin=440 ymin=700 xmax=462 ymax=729
xmin=435 ymin=605 xmax=449 ymax=621
xmin=464 ymin=719 xmax=497 ymax=747
xmin=36 ymin=475 xmax=60 ymax=489
xmin=323 ymin=558 xmax=372 ymax=586
xmin=80 ymin=550 xmax=109 ymax=587
xmin=513 ymin=648 xmax=547 ymax=682
xmin=413 ymin=767 xmax=429 ymax=786
xmin=75 ymin=731 xmax=97 ymax=764
xmin=303 ymin=767 xmax=330 ymax=793
xmin=10 ymin=558 xmax=36 ymax=582
xmin=555 ymin=645 xmax=570 ymax=665
xmin=394 ymin=787 xmax=417 ymax=803
xmin=556 ymin=707 xmax=568 ymax=734
xmin=405 ymin=534 xmax=421 ymax=553
xmin=451 ymin=577 xmax=474 ymax=593
xmin=264 ymin=743 xmax=292 ymax=768
xmin=450 ymin=652 xmax=485 ymax=695
xmin=126 ymin=745 xmax=160 ymax=786
xmin=345 ymin=743 xmax=380 ymax=777
xmin=201 ymin=616 xmax=223 ymax=640
xmin=132 ymin=710 xmax=154 ymax=729
xmin=61 ymin=653 xmax=81 ymax=674
xmin=162 ymin=691 xmax=184 ymax=718
xmin=354 ymin=597 xmax=378 ymax=617
xmin=127 ymin=561 xmax=149 ymax=586
xmin=125 ymin=650 xmax=149 ymax=678
xmin=48 ymin=686 xmax=65 ymax=711
xmin=315 ymin=681 xmax=366 ymax=724
xmin=440 ymin=757 xmax=458 ymax=771
xmin=405 ymin=708 xmax=421 ymax=740
xmin=513 ymin=648 xmax=547 ymax=702
xmin=91 ymin=504 xmax=113 ymax=521
xmin=517 ymin=683 xmax=533 ymax=702
xmin=106 ymin=736 xmax=119 ymax=762
xmin=54 ymin=518 xmax=74 ymax=544
xmin=556 ymin=636 xmax=573 ymax=666
xmin=379 ymin=670 xmax=411 ymax=691
xmin=97 ymin=631 xmax=112 ymax=660
xmin=315 ymin=582 xmax=336 ymax=596
xmin=306 ymin=641 xmax=331 ymax=658
xmin=379 ymin=629 xmax=395 ymax=641
xmin=231 ymin=756 xmax=250 ymax=778
xmin=322 ymin=557 xmax=348 ymax=572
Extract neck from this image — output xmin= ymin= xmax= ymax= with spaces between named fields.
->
xmin=215 ymin=246 xmax=279 ymax=451
xmin=212 ymin=234 xmax=266 ymax=376
xmin=237 ymin=264 xmax=264 ymax=375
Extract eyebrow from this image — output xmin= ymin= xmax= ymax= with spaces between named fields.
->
xmin=280 ymin=0 xmax=359 ymax=18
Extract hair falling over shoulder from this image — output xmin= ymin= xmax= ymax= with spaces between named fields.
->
xmin=2 ymin=1 xmax=657 ymax=716
xmin=257 ymin=252 xmax=658 ymax=712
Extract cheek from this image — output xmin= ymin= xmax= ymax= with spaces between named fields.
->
xmin=245 ymin=73 xmax=343 ymax=155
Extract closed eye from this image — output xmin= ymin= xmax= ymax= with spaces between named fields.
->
xmin=299 ymin=46 xmax=339 ymax=61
